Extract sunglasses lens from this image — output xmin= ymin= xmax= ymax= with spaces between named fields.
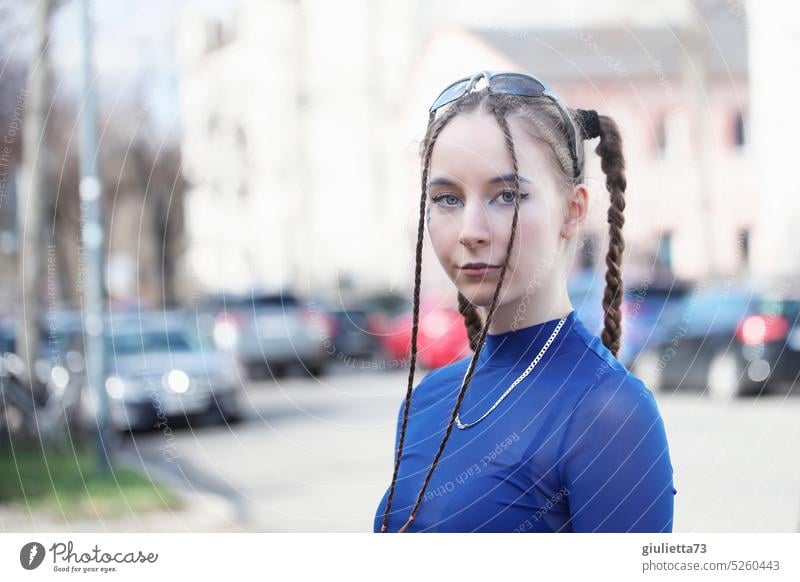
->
xmin=491 ymin=75 xmax=546 ymax=97
xmin=430 ymin=79 xmax=469 ymax=112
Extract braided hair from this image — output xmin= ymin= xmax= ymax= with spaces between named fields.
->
xmin=379 ymin=87 xmax=627 ymax=533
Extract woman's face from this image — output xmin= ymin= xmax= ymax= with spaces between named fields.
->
xmin=426 ymin=110 xmax=585 ymax=311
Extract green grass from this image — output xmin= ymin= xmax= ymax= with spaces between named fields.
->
xmin=0 ymin=445 xmax=182 ymax=519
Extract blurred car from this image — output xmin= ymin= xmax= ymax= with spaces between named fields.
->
xmin=568 ymin=267 xmax=690 ymax=366
xmin=618 ymin=274 xmax=691 ymax=366
xmin=359 ymin=293 xmax=411 ymax=351
xmin=326 ymin=307 xmax=381 ymax=360
xmin=0 ymin=316 xmax=15 ymax=355
xmin=631 ymin=283 xmax=800 ymax=399
xmin=39 ymin=309 xmax=243 ymax=431
xmin=373 ymin=300 xmax=470 ymax=370
xmin=193 ymin=291 xmax=331 ymax=379
xmin=0 ymin=323 xmax=38 ymax=443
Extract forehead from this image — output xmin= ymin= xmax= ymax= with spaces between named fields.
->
xmin=428 ymin=111 xmax=557 ymax=188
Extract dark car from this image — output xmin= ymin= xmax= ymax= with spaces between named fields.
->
xmin=567 ymin=268 xmax=690 ymax=366
xmin=619 ymin=276 xmax=691 ymax=367
xmin=0 ymin=317 xmax=14 ymax=355
xmin=192 ymin=290 xmax=331 ymax=379
xmin=631 ymin=283 xmax=800 ymax=399
xmin=325 ymin=307 xmax=381 ymax=361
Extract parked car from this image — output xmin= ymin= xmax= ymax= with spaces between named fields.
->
xmin=568 ymin=267 xmax=690 ymax=366
xmin=374 ymin=299 xmax=470 ymax=370
xmin=39 ymin=309 xmax=244 ymax=431
xmin=0 ymin=316 xmax=14 ymax=355
xmin=193 ymin=291 xmax=331 ymax=379
xmin=632 ymin=283 xmax=800 ymax=399
xmin=326 ymin=307 xmax=381 ymax=360
xmin=619 ymin=275 xmax=691 ymax=366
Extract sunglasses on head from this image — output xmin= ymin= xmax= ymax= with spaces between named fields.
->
xmin=429 ymin=70 xmax=583 ymax=179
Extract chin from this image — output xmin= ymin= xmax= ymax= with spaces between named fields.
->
xmin=457 ymin=285 xmax=498 ymax=308
xmin=457 ymin=274 xmax=519 ymax=306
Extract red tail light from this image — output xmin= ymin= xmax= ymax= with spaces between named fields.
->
xmin=735 ymin=314 xmax=789 ymax=345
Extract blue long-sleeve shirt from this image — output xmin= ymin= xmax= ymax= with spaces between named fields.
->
xmin=373 ymin=309 xmax=677 ymax=533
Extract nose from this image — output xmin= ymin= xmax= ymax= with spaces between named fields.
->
xmin=458 ymin=199 xmax=491 ymax=248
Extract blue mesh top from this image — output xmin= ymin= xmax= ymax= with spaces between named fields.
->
xmin=373 ymin=309 xmax=677 ymax=533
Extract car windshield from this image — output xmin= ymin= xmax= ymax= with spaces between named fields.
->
xmin=204 ymin=293 xmax=299 ymax=311
xmin=756 ymin=298 xmax=800 ymax=322
xmin=106 ymin=329 xmax=200 ymax=355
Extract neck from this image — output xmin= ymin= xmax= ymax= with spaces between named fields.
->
xmin=481 ymin=285 xmax=573 ymax=335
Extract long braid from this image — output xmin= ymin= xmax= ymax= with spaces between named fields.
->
xmin=594 ymin=115 xmax=627 ymax=357
xmin=379 ymin=108 xmax=459 ymax=532
xmin=394 ymin=98 xmax=524 ymax=532
xmin=457 ymin=292 xmax=483 ymax=352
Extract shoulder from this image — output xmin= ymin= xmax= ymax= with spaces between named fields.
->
xmin=566 ymin=315 xmax=660 ymax=411
xmin=574 ymin=367 xmax=660 ymax=429
xmin=556 ymin=356 xmax=669 ymax=486
xmin=560 ymin=319 xmax=664 ymax=435
xmin=558 ymin=364 xmax=671 ymax=485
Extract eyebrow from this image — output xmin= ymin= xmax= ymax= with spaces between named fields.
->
xmin=426 ymin=173 xmax=532 ymax=189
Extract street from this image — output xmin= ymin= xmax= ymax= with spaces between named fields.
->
xmin=119 ymin=362 xmax=800 ymax=533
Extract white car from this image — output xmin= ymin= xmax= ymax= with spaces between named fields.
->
xmin=46 ymin=310 xmax=245 ymax=431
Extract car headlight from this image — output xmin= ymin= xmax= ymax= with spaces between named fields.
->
xmin=163 ymin=369 xmax=190 ymax=393
xmin=105 ymin=376 xmax=126 ymax=399
xmin=214 ymin=319 xmax=239 ymax=349
xmin=50 ymin=366 xmax=70 ymax=393
xmin=104 ymin=375 xmax=151 ymax=400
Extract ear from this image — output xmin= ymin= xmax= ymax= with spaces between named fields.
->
xmin=560 ymin=184 xmax=588 ymax=240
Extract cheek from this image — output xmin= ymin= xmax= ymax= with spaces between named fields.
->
xmin=506 ymin=206 xmax=559 ymax=271
xmin=427 ymin=211 xmax=458 ymax=259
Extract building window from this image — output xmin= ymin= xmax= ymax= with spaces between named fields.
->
xmin=235 ymin=124 xmax=247 ymax=149
xmin=655 ymin=111 xmax=689 ymax=159
xmin=655 ymin=114 xmax=667 ymax=156
xmin=204 ymin=16 xmax=235 ymax=53
xmin=656 ymin=231 xmax=673 ymax=271
xmin=207 ymin=112 xmax=220 ymax=134
xmin=733 ymin=110 xmax=746 ymax=149
xmin=737 ymin=227 xmax=750 ymax=268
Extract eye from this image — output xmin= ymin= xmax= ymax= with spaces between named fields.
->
xmin=431 ymin=193 xmax=462 ymax=207
xmin=494 ymin=189 xmax=529 ymax=205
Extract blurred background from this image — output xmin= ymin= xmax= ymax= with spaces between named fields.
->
xmin=1 ymin=0 xmax=799 ymax=533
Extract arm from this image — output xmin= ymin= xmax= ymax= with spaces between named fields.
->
xmin=559 ymin=372 xmax=676 ymax=532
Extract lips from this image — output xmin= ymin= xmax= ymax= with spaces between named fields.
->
xmin=459 ymin=262 xmax=500 ymax=277
xmin=460 ymin=262 xmax=499 ymax=269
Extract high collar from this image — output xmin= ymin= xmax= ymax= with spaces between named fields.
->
xmin=478 ymin=309 xmax=578 ymax=368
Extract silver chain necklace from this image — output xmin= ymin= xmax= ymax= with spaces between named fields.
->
xmin=455 ymin=315 xmax=568 ymax=430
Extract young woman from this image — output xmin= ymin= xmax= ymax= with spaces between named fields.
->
xmin=373 ymin=71 xmax=677 ymax=533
